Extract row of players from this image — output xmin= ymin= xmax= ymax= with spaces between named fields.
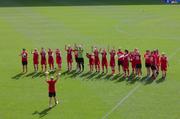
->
xmin=19 ymin=45 xmax=168 ymax=79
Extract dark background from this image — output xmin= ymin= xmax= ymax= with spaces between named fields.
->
xmin=0 ymin=0 xmax=165 ymax=7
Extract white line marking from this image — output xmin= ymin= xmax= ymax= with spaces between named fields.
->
xmin=102 ymin=83 xmax=141 ymax=119
xmin=102 ymin=48 xmax=180 ymax=119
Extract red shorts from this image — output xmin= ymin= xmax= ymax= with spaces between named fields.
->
xmin=102 ymin=59 xmax=108 ymax=67
xmin=110 ymin=60 xmax=115 ymax=67
xmin=123 ymin=63 xmax=129 ymax=70
xmin=95 ymin=58 xmax=100 ymax=65
xmin=41 ymin=59 xmax=46 ymax=65
xmin=56 ymin=58 xmax=62 ymax=64
xmin=33 ymin=60 xmax=39 ymax=65
xmin=131 ymin=61 xmax=136 ymax=69
xmin=161 ymin=65 xmax=167 ymax=71
xmin=48 ymin=57 xmax=54 ymax=64
xmin=67 ymin=56 xmax=73 ymax=63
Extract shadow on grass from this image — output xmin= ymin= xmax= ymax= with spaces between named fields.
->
xmin=32 ymin=105 xmax=56 ymax=118
xmin=87 ymin=72 xmax=99 ymax=79
xmin=79 ymin=71 xmax=92 ymax=78
xmin=32 ymin=72 xmax=42 ymax=78
xmin=156 ymin=77 xmax=165 ymax=84
xmin=11 ymin=72 xmax=25 ymax=79
xmin=25 ymin=72 xmax=36 ymax=77
xmin=144 ymin=77 xmax=154 ymax=85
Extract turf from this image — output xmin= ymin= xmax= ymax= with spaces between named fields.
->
xmin=0 ymin=1 xmax=180 ymax=119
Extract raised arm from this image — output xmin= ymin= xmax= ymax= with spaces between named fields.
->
xmin=45 ymin=72 xmax=49 ymax=82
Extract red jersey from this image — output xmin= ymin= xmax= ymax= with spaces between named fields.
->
xmin=21 ymin=51 xmax=28 ymax=62
xmin=40 ymin=51 xmax=46 ymax=60
xmin=56 ymin=51 xmax=62 ymax=64
xmin=117 ymin=51 xmax=124 ymax=61
xmin=160 ymin=56 xmax=168 ymax=67
xmin=123 ymin=54 xmax=129 ymax=69
xmin=151 ymin=54 xmax=157 ymax=66
xmin=101 ymin=51 xmax=107 ymax=60
xmin=87 ymin=54 xmax=94 ymax=65
xmin=154 ymin=53 xmax=160 ymax=66
xmin=33 ymin=51 xmax=39 ymax=64
xmin=130 ymin=53 xmax=136 ymax=68
xmin=144 ymin=53 xmax=151 ymax=64
xmin=94 ymin=50 xmax=99 ymax=58
xmin=110 ymin=51 xmax=116 ymax=67
xmin=135 ymin=53 xmax=141 ymax=64
xmin=47 ymin=80 xmax=57 ymax=93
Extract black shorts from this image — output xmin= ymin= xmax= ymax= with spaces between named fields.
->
xmin=151 ymin=65 xmax=156 ymax=70
xmin=78 ymin=58 xmax=84 ymax=64
xmin=49 ymin=92 xmax=56 ymax=97
xmin=22 ymin=61 xmax=27 ymax=65
xmin=145 ymin=63 xmax=151 ymax=68
xmin=75 ymin=58 xmax=78 ymax=63
xmin=136 ymin=64 xmax=142 ymax=69
xmin=118 ymin=60 xmax=123 ymax=66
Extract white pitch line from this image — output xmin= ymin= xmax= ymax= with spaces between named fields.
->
xmin=102 ymin=48 xmax=180 ymax=119
xmin=102 ymin=83 xmax=141 ymax=119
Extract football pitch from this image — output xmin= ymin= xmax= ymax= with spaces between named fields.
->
xmin=0 ymin=0 xmax=180 ymax=119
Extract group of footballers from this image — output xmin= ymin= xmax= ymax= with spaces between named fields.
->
xmin=19 ymin=45 xmax=168 ymax=80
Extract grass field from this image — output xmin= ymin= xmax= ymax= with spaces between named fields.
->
xmin=0 ymin=0 xmax=180 ymax=119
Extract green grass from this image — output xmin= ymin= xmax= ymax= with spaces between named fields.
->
xmin=0 ymin=3 xmax=180 ymax=119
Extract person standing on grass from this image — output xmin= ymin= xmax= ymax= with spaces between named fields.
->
xmin=160 ymin=52 xmax=168 ymax=79
xmin=65 ymin=44 xmax=73 ymax=72
xmin=144 ymin=50 xmax=151 ymax=77
xmin=73 ymin=44 xmax=79 ymax=71
xmin=31 ymin=48 xmax=39 ymax=72
xmin=40 ymin=48 xmax=47 ymax=72
xmin=48 ymin=48 xmax=54 ymax=71
xmin=117 ymin=48 xmax=124 ymax=74
xmin=134 ymin=48 xmax=142 ymax=78
xmin=77 ymin=45 xmax=84 ymax=72
xmin=45 ymin=72 xmax=60 ymax=108
xmin=20 ymin=48 xmax=28 ymax=73
xmin=123 ymin=49 xmax=130 ymax=78
xmin=108 ymin=48 xmax=116 ymax=75
xmin=92 ymin=46 xmax=100 ymax=72
xmin=55 ymin=48 xmax=62 ymax=71
xmin=100 ymin=48 xmax=108 ymax=73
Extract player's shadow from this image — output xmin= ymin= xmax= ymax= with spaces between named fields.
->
xmin=61 ymin=70 xmax=69 ymax=76
xmin=87 ymin=72 xmax=98 ymax=79
xmin=79 ymin=71 xmax=92 ymax=78
xmin=156 ymin=77 xmax=165 ymax=84
xmin=25 ymin=72 xmax=36 ymax=77
xmin=115 ymin=75 xmax=125 ymax=83
xmin=11 ymin=72 xmax=25 ymax=79
xmin=144 ymin=78 xmax=154 ymax=85
xmin=32 ymin=105 xmax=56 ymax=118
xmin=127 ymin=77 xmax=140 ymax=84
xmin=69 ymin=70 xmax=82 ymax=78
xmin=95 ymin=72 xmax=107 ymax=80
xmin=32 ymin=72 xmax=42 ymax=78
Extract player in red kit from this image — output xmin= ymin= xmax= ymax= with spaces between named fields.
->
xmin=117 ymin=48 xmax=124 ymax=74
xmin=55 ymin=49 xmax=62 ymax=71
xmin=40 ymin=48 xmax=47 ymax=72
xmin=134 ymin=49 xmax=142 ymax=77
xmin=73 ymin=44 xmax=79 ymax=71
xmin=109 ymin=48 xmax=116 ymax=75
xmin=123 ymin=50 xmax=130 ymax=78
xmin=65 ymin=45 xmax=73 ymax=72
xmin=48 ymin=48 xmax=54 ymax=71
xmin=129 ymin=51 xmax=136 ymax=75
xmin=45 ymin=72 xmax=60 ymax=108
xmin=150 ymin=51 xmax=157 ymax=79
xmin=155 ymin=49 xmax=160 ymax=75
xmin=144 ymin=50 xmax=151 ymax=76
xmin=86 ymin=52 xmax=95 ymax=72
xmin=160 ymin=52 xmax=168 ymax=79
xmin=100 ymin=48 xmax=108 ymax=73
xmin=92 ymin=46 xmax=100 ymax=72
xmin=31 ymin=48 xmax=39 ymax=72
xmin=19 ymin=48 xmax=28 ymax=73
